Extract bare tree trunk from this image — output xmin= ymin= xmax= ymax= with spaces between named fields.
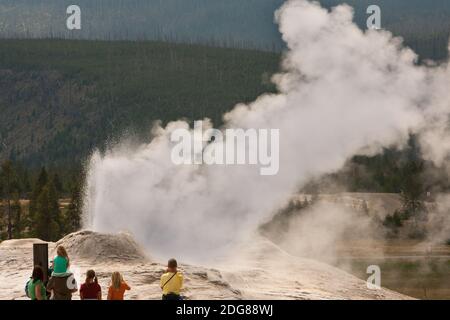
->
xmin=1 ymin=161 xmax=13 ymax=239
xmin=6 ymin=194 xmax=12 ymax=239
xmin=15 ymin=200 xmax=21 ymax=238
xmin=6 ymin=173 xmax=12 ymax=239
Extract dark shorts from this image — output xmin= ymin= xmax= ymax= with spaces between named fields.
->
xmin=162 ymin=293 xmax=182 ymax=300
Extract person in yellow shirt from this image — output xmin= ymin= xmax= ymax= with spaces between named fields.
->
xmin=160 ymin=258 xmax=183 ymax=300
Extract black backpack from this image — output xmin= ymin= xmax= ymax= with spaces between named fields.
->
xmin=25 ymin=278 xmax=31 ymax=298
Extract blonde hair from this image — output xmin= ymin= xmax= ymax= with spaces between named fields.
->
xmin=111 ymin=272 xmax=123 ymax=289
xmin=56 ymin=245 xmax=70 ymax=266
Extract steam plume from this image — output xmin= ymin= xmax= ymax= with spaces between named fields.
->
xmin=84 ymin=0 xmax=450 ymax=262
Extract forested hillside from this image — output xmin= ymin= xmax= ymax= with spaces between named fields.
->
xmin=0 ymin=0 xmax=285 ymax=51
xmin=0 ymin=38 xmax=448 ymax=195
xmin=0 ymin=39 xmax=279 ymax=167
xmin=1 ymin=0 xmax=450 ymax=59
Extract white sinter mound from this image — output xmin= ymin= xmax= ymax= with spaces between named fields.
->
xmin=0 ymin=231 xmax=412 ymax=300
xmin=55 ymin=230 xmax=149 ymax=263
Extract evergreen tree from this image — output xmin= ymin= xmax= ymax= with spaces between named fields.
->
xmin=399 ymin=137 xmax=426 ymax=222
xmin=12 ymin=196 xmax=22 ymax=238
xmin=52 ymin=173 xmax=64 ymax=196
xmin=19 ymin=167 xmax=32 ymax=198
xmin=34 ymin=181 xmax=61 ymax=241
xmin=65 ymin=182 xmax=82 ymax=234
xmin=34 ymin=186 xmax=51 ymax=240
xmin=28 ymin=167 xmax=49 ymax=229
xmin=48 ymin=176 xmax=62 ymax=235
xmin=0 ymin=161 xmax=14 ymax=239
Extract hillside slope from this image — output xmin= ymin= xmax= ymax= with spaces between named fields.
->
xmin=0 ymin=39 xmax=279 ymax=166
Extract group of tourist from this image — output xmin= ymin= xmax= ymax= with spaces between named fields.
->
xmin=27 ymin=246 xmax=183 ymax=300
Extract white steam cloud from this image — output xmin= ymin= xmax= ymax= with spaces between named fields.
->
xmin=271 ymin=201 xmax=378 ymax=263
xmin=84 ymin=0 xmax=450 ymax=262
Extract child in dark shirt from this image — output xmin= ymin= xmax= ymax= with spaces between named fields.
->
xmin=80 ymin=270 xmax=102 ymax=300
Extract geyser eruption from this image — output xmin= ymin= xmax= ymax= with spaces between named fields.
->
xmin=84 ymin=0 xmax=450 ymax=262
